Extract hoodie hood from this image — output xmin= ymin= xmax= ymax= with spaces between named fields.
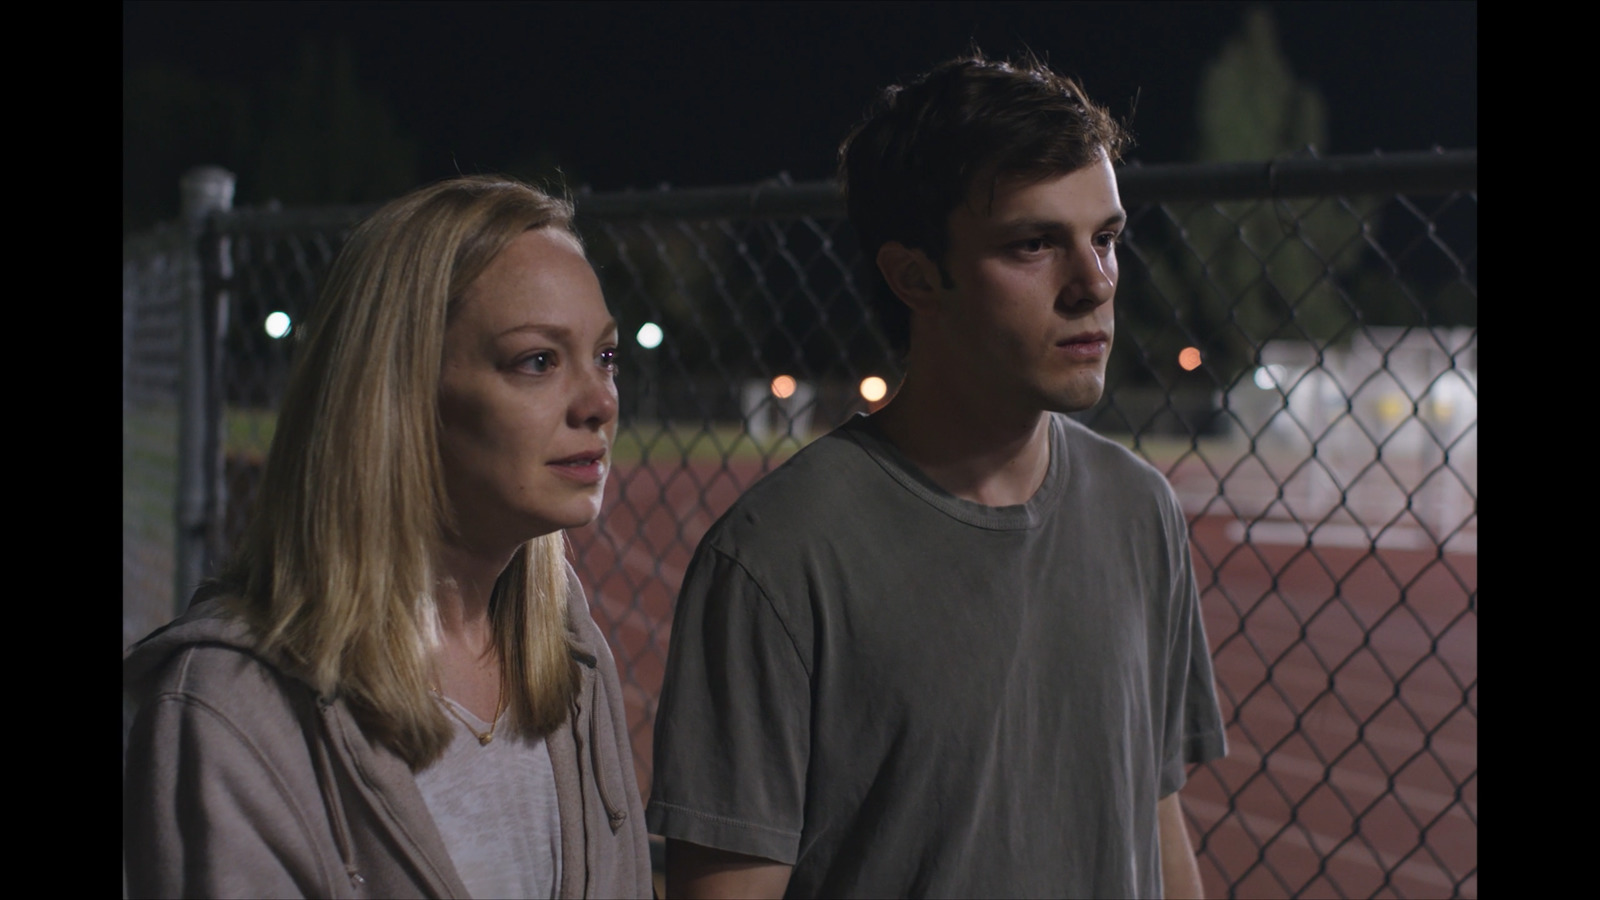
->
xmin=124 ymin=565 xmax=605 ymax=699
xmin=123 ymin=597 xmax=267 ymax=698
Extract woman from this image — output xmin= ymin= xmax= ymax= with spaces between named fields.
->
xmin=123 ymin=176 xmax=654 ymax=898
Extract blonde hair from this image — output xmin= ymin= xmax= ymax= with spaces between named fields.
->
xmin=220 ymin=176 xmax=583 ymax=769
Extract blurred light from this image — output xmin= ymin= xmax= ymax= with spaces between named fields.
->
xmin=771 ymin=375 xmax=797 ymax=399
xmin=1253 ymin=364 xmax=1287 ymax=390
xmin=636 ymin=322 xmax=663 ymax=349
xmin=1178 ymin=347 xmax=1202 ymax=371
xmin=265 ymin=311 xmax=292 ymax=339
xmin=1377 ymin=394 xmax=1406 ymax=424
xmin=859 ymin=376 xmax=888 ymax=403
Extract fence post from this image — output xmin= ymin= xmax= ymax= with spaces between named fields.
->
xmin=122 ymin=259 xmax=133 ymax=415
xmin=174 ymin=166 xmax=235 ymax=619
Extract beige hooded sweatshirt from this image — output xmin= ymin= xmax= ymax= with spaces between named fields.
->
xmin=123 ymin=567 xmax=653 ymax=899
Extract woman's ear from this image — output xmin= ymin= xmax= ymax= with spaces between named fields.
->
xmin=875 ymin=242 xmax=944 ymax=316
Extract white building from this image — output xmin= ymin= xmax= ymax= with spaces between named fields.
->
xmin=1220 ymin=327 xmax=1477 ymax=550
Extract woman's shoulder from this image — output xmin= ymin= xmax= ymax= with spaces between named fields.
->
xmin=124 ymin=595 xmax=304 ymax=722
xmin=121 ymin=600 xmax=369 ymax=899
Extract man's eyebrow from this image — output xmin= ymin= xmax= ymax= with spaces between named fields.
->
xmin=993 ymin=212 xmax=1128 ymax=234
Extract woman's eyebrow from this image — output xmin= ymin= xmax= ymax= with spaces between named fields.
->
xmin=495 ymin=323 xmax=573 ymax=340
xmin=496 ymin=319 xmax=620 ymax=342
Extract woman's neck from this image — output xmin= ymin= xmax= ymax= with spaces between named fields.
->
xmin=428 ymin=539 xmax=515 ymax=719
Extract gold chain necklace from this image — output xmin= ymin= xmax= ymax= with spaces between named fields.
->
xmin=431 ymin=676 xmax=507 ymax=746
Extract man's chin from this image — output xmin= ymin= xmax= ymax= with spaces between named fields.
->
xmin=1037 ymin=380 xmax=1106 ymax=415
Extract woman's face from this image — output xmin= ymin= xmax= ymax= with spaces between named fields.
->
xmin=437 ymin=227 xmax=619 ymax=552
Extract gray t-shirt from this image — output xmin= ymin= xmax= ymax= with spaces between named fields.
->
xmin=647 ymin=413 xmax=1227 ymax=898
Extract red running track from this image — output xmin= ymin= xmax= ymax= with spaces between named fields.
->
xmin=571 ymin=458 xmax=1477 ymax=899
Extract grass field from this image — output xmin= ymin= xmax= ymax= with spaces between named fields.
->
xmin=123 ymin=403 xmax=179 ymax=650
xmin=223 ymin=409 xmax=832 ymax=465
xmin=132 ymin=406 xmax=1264 ymax=661
xmin=221 ymin=406 xmax=1246 ymax=469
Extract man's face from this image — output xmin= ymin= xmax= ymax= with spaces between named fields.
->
xmin=930 ymin=154 xmax=1124 ymax=414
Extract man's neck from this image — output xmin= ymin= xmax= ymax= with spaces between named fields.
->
xmin=870 ymin=368 xmax=1052 ymax=508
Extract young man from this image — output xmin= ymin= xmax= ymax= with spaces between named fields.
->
xmin=646 ymin=53 xmax=1228 ymax=898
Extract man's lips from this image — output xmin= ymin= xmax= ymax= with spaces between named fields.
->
xmin=1056 ymin=331 xmax=1110 ymax=358
xmin=1057 ymin=331 xmax=1109 ymax=346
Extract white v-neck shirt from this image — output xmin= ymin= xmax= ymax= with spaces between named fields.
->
xmin=414 ymin=699 xmax=562 ymax=899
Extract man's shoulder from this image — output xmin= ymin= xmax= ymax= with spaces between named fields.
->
xmin=700 ymin=419 xmax=887 ymax=550
xmin=1057 ymin=412 xmax=1152 ymax=467
xmin=1055 ymin=413 xmax=1178 ymax=500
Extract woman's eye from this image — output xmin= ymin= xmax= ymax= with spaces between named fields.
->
xmin=521 ymin=351 xmax=556 ymax=373
xmin=598 ymin=348 xmax=618 ymax=372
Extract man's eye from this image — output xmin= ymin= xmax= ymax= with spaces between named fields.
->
xmin=598 ymin=348 xmax=618 ymax=372
xmin=1017 ymin=238 xmax=1050 ymax=253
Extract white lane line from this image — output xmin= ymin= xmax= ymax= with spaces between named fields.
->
xmin=1186 ymin=795 xmax=1476 ymax=897
xmin=1203 ymin=735 xmax=1477 ymax=820
xmin=1223 ymin=519 xmax=1477 ymax=554
xmin=1209 ymin=682 xmax=1478 ymax=770
xmin=609 ymin=532 xmax=688 ymax=591
xmin=1208 ymin=655 xmax=1478 ymax=739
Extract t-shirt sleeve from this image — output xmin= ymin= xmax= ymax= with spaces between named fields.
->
xmin=646 ymin=541 xmax=811 ymax=865
xmin=1158 ymin=482 xmax=1229 ymax=797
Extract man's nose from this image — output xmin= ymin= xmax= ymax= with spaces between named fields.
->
xmin=1056 ymin=242 xmax=1116 ymax=311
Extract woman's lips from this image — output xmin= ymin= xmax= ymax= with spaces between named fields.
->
xmin=548 ymin=452 xmax=607 ymax=485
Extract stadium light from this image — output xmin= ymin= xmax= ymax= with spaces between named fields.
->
xmin=770 ymin=375 xmax=797 ymax=399
xmin=860 ymin=376 xmax=888 ymax=403
xmin=1178 ymin=347 xmax=1202 ymax=371
xmin=636 ymin=322 xmax=663 ymax=349
xmin=265 ymin=311 xmax=292 ymax=339
xmin=1253 ymin=364 xmax=1287 ymax=390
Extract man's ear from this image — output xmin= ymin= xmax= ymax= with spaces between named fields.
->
xmin=875 ymin=242 xmax=943 ymax=315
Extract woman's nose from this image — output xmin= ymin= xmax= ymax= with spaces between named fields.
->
xmin=570 ymin=365 xmax=619 ymax=430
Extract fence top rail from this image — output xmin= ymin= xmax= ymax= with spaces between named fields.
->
xmin=159 ymin=148 xmax=1474 ymax=240
xmin=573 ymin=148 xmax=1477 ymax=220
xmin=1115 ymin=148 xmax=1477 ymax=204
xmin=204 ymin=203 xmax=383 ymax=237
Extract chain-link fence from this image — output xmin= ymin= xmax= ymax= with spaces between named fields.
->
xmin=123 ymin=223 xmax=188 ymax=654
xmin=122 ymin=149 xmax=1477 ymax=898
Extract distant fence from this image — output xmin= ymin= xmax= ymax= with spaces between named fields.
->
xmin=123 ymin=150 xmax=1477 ymax=898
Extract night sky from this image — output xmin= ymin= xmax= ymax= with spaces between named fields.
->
xmin=123 ymin=1 xmax=1476 ymax=198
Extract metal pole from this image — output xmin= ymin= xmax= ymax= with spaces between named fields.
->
xmin=174 ymin=166 xmax=234 ymax=619
xmin=201 ymin=222 xmax=234 ymax=582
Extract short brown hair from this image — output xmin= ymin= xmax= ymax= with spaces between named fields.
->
xmin=838 ymin=51 xmax=1132 ymax=347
